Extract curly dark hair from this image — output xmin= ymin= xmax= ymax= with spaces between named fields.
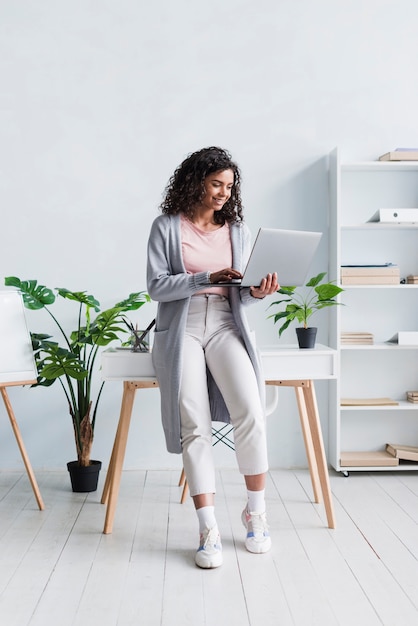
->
xmin=160 ymin=146 xmax=244 ymax=224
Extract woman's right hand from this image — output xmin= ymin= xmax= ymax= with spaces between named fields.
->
xmin=209 ymin=268 xmax=243 ymax=284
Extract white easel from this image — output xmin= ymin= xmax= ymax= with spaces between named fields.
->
xmin=0 ymin=291 xmax=44 ymax=510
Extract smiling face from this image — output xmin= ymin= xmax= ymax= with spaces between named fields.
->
xmin=200 ymin=169 xmax=234 ymax=213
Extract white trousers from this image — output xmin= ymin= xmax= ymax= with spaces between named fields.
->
xmin=179 ymin=295 xmax=268 ymax=496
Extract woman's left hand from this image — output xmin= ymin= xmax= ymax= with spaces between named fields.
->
xmin=250 ymin=273 xmax=279 ymax=299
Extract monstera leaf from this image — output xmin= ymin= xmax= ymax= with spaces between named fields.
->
xmin=4 ymin=275 xmax=151 ymax=466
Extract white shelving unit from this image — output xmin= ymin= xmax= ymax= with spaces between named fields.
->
xmin=328 ymin=148 xmax=418 ymax=474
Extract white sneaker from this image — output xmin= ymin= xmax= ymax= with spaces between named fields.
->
xmin=241 ymin=508 xmax=272 ymax=554
xmin=195 ymin=526 xmax=223 ymax=569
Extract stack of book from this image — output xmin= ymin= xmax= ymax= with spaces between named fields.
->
xmin=386 ymin=443 xmax=418 ymax=462
xmin=407 ymin=275 xmax=418 ymax=284
xmin=341 ymin=332 xmax=374 ymax=345
xmin=340 ymin=264 xmax=400 ymax=285
xmin=378 ymin=148 xmax=418 ymax=161
xmin=406 ymin=390 xmax=418 ymax=404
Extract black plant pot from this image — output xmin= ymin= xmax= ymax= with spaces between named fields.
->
xmin=67 ymin=460 xmax=102 ymax=492
xmin=296 ymin=327 xmax=317 ymax=349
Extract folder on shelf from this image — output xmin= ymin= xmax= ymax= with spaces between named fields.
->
xmin=386 ymin=443 xmax=418 ymax=462
xmin=340 ymin=451 xmax=399 ymax=467
xmin=340 ymin=397 xmax=399 ymax=406
xmin=378 ymin=149 xmax=418 ymax=161
xmin=386 ymin=332 xmax=418 ymax=345
xmin=367 ymin=208 xmax=418 ymax=223
xmin=340 ymin=264 xmax=399 ymax=276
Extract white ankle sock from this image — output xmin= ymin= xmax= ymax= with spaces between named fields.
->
xmin=247 ymin=489 xmax=266 ymax=513
xmin=196 ymin=506 xmax=217 ymax=533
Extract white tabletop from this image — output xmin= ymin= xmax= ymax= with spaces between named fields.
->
xmin=101 ymin=343 xmax=337 ymax=382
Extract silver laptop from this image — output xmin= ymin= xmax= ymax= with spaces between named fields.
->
xmin=206 ymin=227 xmax=322 ymax=287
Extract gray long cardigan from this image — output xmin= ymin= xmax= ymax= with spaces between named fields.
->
xmin=146 ymin=213 xmax=266 ymax=454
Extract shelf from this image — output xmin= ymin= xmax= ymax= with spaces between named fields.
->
xmin=342 ymin=161 xmax=418 ymax=172
xmin=341 ymin=343 xmax=418 ymax=350
xmin=340 ymin=401 xmax=417 ymax=411
xmin=340 ymin=284 xmax=417 ymax=289
xmin=342 ymin=223 xmax=418 ymax=230
xmin=339 ymin=464 xmax=418 ymax=472
xmin=329 ymin=148 xmax=418 ymax=474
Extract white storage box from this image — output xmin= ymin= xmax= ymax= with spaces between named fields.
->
xmin=101 ymin=349 xmax=155 ymax=380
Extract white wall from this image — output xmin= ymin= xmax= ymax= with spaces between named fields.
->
xmin=1 ymin=0 xmax=418 ymax=471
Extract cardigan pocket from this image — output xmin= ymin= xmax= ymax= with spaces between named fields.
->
xmin=152 ymin=329 xmax=169 ymax=370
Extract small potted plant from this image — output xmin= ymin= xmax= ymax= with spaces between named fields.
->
xmin=267 ymin=272 xmax=344 ymax=348
xmin=4 ymin=276 xmax=150 ymax=491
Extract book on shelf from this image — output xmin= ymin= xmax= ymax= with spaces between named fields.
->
xmin=386 ymin=443 xmax=418 ymax=462
xmin=341 ymin=340 xmax=374 ymax=345
xmin=340 ymin=397 xmax=399 ymax=406
xmin=340 ymin=451 xmax=399 ymax=467
xmin=406 ymin=275 xmax=418 ymax=284
xmin=406 ymin=390 xmax=418 ymax=403
xmin=341 ymin=332 xmax=374 ymax=345
xmin=378 ymin=149 xmax=418 ymax=161
xmin=386 ymin=331 xmax=418 ymax=345
xmin=341 ymin=275 xmax=400 ymax=285
xmin=341 ymin=264 xmax=399 ymax=277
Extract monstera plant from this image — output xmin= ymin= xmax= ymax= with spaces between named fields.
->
xmin=4 ymin=276 xmax=150 ymax=485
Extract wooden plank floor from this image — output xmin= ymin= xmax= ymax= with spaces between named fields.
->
xmin=0 ymin=468 xmax=418 ymax=626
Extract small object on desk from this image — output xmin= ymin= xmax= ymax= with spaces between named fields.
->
xmin=122 ymin=318 xmax=155 ymax=353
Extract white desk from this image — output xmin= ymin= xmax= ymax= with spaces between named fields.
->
xmin=100 ymin=344 xmax=337 ymax=534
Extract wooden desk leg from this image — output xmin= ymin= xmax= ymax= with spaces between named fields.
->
xmin=180 ymin=480 xmax=189 ymax=504
xmin=266 ymin=379 xmax=335 ymax=529
xmin=1 ymin=387 xmax=45 ymax=511
xmin=294 ymin=385 xmax=321 ymax=504
xmin=101 ymin=409 xmax=122 ymax=506
xmin=102 ymin=381 xmax=137 ymax=534
xmin=303 ymin=381 xmax=336 ymax=529
xmin=178 ymin=468 xmax=189 ymax=504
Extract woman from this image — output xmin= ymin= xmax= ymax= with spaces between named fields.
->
xmin=147 ymin=147 xmax=278 ymax=569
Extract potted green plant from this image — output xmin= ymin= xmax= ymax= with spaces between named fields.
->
xmin=267 ymin=272 xmax=344 ymax=348
xmin=4 ymin=276 xmax=150 ymax=491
